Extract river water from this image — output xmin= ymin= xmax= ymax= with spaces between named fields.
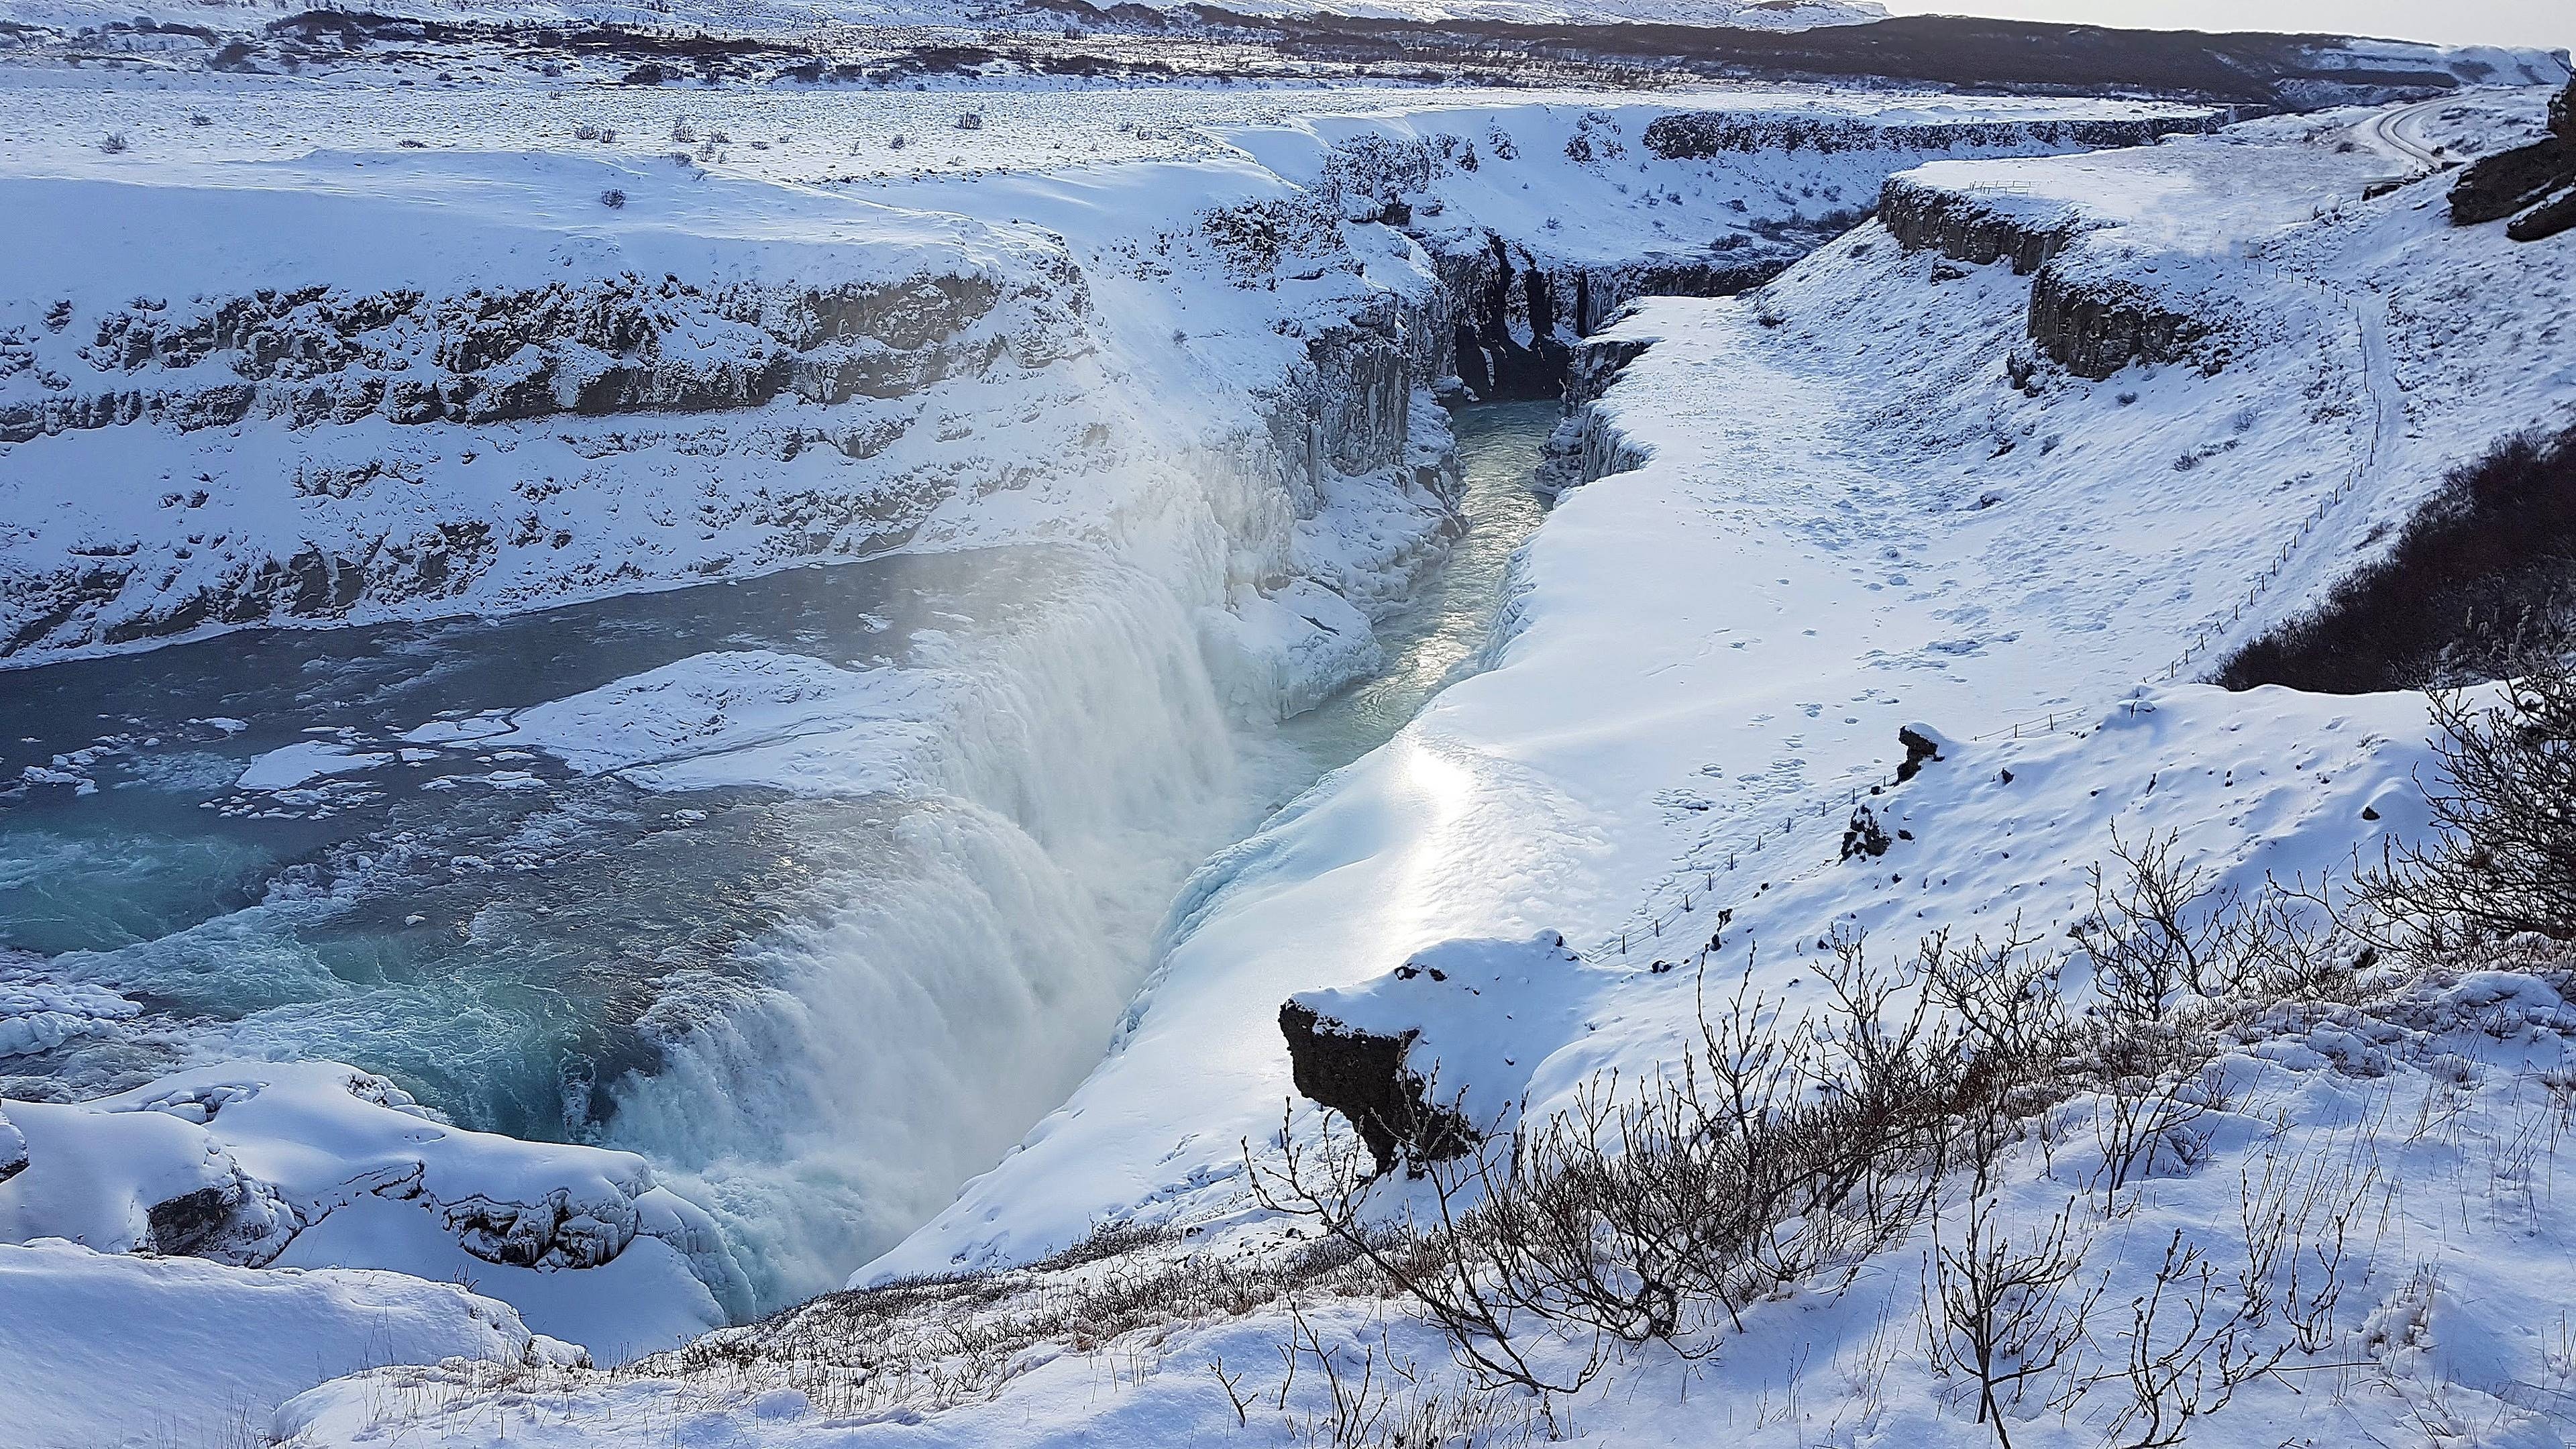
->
xmin=1284 ymin=401 xmax=1558 ymax=771
xmin=0 ymin=400 xmax=1556 ymax=1307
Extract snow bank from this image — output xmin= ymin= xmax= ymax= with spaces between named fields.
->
xmin=3 ymin=1238 xmax=572 ymax=1449
xmin=272 ymin=940 xmax=2576 ymax=1448
xmin=0 ymin=1060 xmax=745 ymax=1356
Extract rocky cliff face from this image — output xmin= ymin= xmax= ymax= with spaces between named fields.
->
xmin=1431 ymin=238 xmax=1790 ymax=401
xmin=1385 ymin=109 xmax=2222 ymax=400
xmin=0 ymin=251 xmax=1104 ymax=658
xmin=0 ymin=199 xmax=1456 ymax=671
xmin=2 ymin=269 xmax=1072 ymax=445
xmin=1882 ymin=172 xmax=2227 ymax=380
xmin=1878 ymin=174 xmax=2089 ymax=274
xmin=1642 ymin=112 xmax=2223 ymax=162
xmin=2025 ymin=265 xmax=2212 ymax=380
xmin=2449 ymin=76 xmax=2576 ymax=242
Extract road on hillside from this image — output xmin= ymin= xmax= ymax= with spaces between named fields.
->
xmin=2360 ymin=98 xmax=2449 ymax=170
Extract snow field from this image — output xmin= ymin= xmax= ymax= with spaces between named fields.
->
xmin=9 ymin=72 xmax=2574 ymax=1449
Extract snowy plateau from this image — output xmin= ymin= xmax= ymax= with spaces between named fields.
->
xmin=1 ymin=3 xmax=2575 ymax=1448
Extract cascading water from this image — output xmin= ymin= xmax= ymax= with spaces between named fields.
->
xmin=0 ymin=400 xmax=1560 ymax=1314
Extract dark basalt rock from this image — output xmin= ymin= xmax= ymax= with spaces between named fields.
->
xmin=1438 ymin=235 xmax=1778 ymax=400
xmin=2450 ymin=137 xmax=2575 ymax=225
xmin=1840 ymin=804 xmax=1892 ymax=861
xmin=141 ymin=1167 xmax=298 ymax=1265
xmin=1881 ymin=175 xmax=2084 ymax=274
xmin=2027 ymin=267 xmax=2212 ymax=380
xmin=2506 ymin=182 xmax=2576 ymax=242
xmin=1896 ymin=724 xmax=1947 ymax=783
xmin=1278 ymin=999 xmax=1475 ymax=1177
xmin=2449 ymin=78 xmax=2576 ymax=235
xmin=1646 ymin=113 xmax=2216 ymax=162
xmin=145 ymin=1184 xmax=241 ymax=1257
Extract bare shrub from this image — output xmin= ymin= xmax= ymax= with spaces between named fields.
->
xmin=2364 ymin=650 xmax=2576 ymax=944
xmin=1273 ymin=1303 xmax=1544 ymax=1449
xmin=2098 ymin=1230 xmax=2280 ymax=1449
xmin=1250 ymin=948 xmax=2022 ymax=1413
xmin=2079 ymin=1062 xmax=2216 ymax=1213
xmin=2074 ymin=826 xmax=2254 ymax=1017
xmin=1924 ymin=1187 xmax=2101 ymax=1446
xmin=99 ymin=131 xmax=129 ymax=154
xmin=2234 ymin=1142 xmax=2371 ymax=1354
xmin=2220 ymin=423 xmax=2576 ymax=692
xmin=604 ymin=1217 xmax=1411 ymax=1423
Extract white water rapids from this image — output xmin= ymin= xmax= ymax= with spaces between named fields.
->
xmin=0 ymin=402 xmax=1558 ymax=1313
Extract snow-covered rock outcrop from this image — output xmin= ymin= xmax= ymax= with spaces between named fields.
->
xmin=0 ymin=1060 xmax=746 ymax=1352
xmin=1874 ymin=100 xmax=2551 ymax=380
xmin=1280 ymin=930 xmax=1593 ymax=1175
xmin=2449 ymin=74 xmax=2576 ymax=239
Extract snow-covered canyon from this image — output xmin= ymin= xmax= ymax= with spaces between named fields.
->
xmin=5 ymin=23 xmax=2576 ymax=1449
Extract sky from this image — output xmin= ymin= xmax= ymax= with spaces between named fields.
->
xmin=1872 ymin=1 xmax=2572 ymax=52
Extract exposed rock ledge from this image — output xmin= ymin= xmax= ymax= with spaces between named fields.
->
xmin=1430 ymin=240 xmax=1790 ymax=401
xmin=2447 ymin=76 xmax=2576 ymax=242
xmin=1878 ymin=173 xmax=2092 ymax=274
xmin=1279 ymin=932 xmax=1592 ymax=1177
xmin=0 ymin=268 xmax=1075 ymax=445
xmin=1644 ymin=113 xmax=2222 ymax=162
xmin=0 ymin=224 xmax=1444 ymax=671
xmin=2025 ymin=264 xmax=2212 ymax=380
xmin=1882 ymin=174 xmax=2224 ymax=380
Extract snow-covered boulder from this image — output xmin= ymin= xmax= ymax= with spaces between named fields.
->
xmin=0 ymin=1061 xmax=749 ymax=1354
xmin=0 ymin=1239 xmax=574 ymax=1449
xmin=0 ymin=1104 xmax=25 ymax=1185
xmin=1279 ymin=932 xmax=1595 ymax=1175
